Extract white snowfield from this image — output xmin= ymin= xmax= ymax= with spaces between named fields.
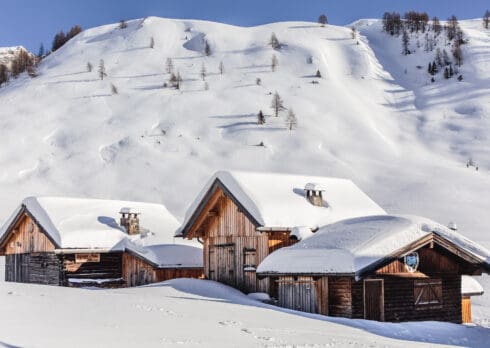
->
xmin=180 ymin=170 xmax=386 ymax=232
xmin=257 ymin=214 xmax=490 ymax=276
xmin=0 ymin=196 xmax=202 ymax=267
xmin=0 ymin=279 xmax=489 ymax=348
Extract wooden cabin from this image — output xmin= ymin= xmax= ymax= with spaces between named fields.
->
xmin=257 ymin=215 xmax=490 ymax=323
xmin=177 ymin=170 xmax=386 ymax=294
xmin=0 ymin=197 xmax=203 ymax=287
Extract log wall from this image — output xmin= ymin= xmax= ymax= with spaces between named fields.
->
xmin=60 ymin=252 xmax=123 ymax=287
xmin=5 ymin=253 xmax=61 ymax=285
xmin=328 ymin=277 xmax=353 ymax=317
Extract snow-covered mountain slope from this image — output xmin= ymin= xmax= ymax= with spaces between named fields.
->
xmin=0 ymin=16 xmax=489 ymax=250
xmin=0 ymin=279 xmax=488 ymax=347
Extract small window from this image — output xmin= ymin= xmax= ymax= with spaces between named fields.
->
xmin=414 ymin=279 xmax=442 ymax=308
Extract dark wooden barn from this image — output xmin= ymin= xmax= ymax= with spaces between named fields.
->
xmin=257 ymin=215 xmax=490 ymax=323
xmin=178 ymin=170 xmax=386 ymax=294
xmin=0 ymin=197 xmax=203 ymax=287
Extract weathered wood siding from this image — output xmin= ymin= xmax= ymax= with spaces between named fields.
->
xmin=3 ymin=214 xmax=55 ymax=255
xmin=328 ymin=277 xmax=353 ymax=317
xmin=5 ymin=253 xmax=61 ymax=285
xmin=60 ymin=252 xmax=123 ymax=286
xmin=461 ymin=296 xmax=472 ymax=323
xmin=122 ymin=253 xmax=203 ymax=287
xmin=315 ymin=277 xmax=329 ymax=315
xmin=277 ymin=276 xmax=317 ymax=313
xmin=203 ymin=195 xmax=269 ymax=293
xmin=366 ymin=276 xmax=462 ymax=323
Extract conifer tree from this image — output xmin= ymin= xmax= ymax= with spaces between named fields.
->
xmin=219 ymin=61 xmax=224 ymax=75
xmin=0 ymin=64 xmax=8 ymax=86
xmin=38 ymin=43 xmax=44 ymax=58
xmin=484 ymin=10 xmax=490 ymax=29
xmin=150 ymin=36 xmax=155 ymax=48
xmin=444 ymin=67 xmax=450 ymax=79
xmin=204 ymin=40 xmax=211 ymax=56
xmin=271 ymin=54 xmax=278 ymax=72
xmin=119 ymin=20 xmax=127 ymax=29
xmin=269 ymin=33 xmax=281 ymax=49
xmin=257 ymin=110 xmax=265 ymax=125
xmin=271 ymin=92 xmax=285 ymax=117
xmin=165 ymin=58 xmax=174 ymax=74
xmin=98 ymin=59 xmax=107 ymax=80
xmin=453 ymin=45 xmax=463 ymax=66
xmin=315 ymin=70 xmax=322 ymax=78
xmin=402 ymin=30 xmax=410 ymax=55
xmin=200 ymin=63 xmax=207 ymax=81
xmin=432 ymin=17 xmax=442 ymax=35
xmin=318 ymin=14 xmax=328 ymax=27
xmin=286 ymin=109 xmax=297 ymax=130
xmin=87 ymin=62 xmax=93 ymax=72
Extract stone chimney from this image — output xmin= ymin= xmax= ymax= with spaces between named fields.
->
xmin=119 ymin=208 xmax=140 ymax=235
xmin=304 ymin=183 xmax=326 ymax=207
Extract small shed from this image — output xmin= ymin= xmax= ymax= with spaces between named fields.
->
xmin=257 ymin=215 xmax=490 ymax=323
xmin=0 ymin=196 xmax=203 ymax=287
xmin=178 ymin=170 xmax=385 ymax=294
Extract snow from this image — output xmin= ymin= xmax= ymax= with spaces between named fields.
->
xmin=0 ymin=196 xmax=202 ymax=268
xmin=181 ymin=170 xmax=386 ymax=231
xmin=257 ymin=215 xmax=490 ymax=276
xmin=462 ymin=275 xmax=484 ymax=296
xmin=127 ymin=244 xmax=203 ymax=268
xmin=0 ymin=15 xmax=489 ymax=341
xmin=290 ymin=225 xmax=314 ymax=240
xmin=1 ymin=279 xmax=489 ymax=347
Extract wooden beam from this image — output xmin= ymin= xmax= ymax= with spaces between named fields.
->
xmin=187 ymin=188 xmax=224 ymax=239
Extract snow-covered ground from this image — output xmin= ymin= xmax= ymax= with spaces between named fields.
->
xmin=0 ymin=17 xmax=489 ymax=250
xmin=0 ymin=278 xmax=488 ymax=347
xmin=1 ymin=16 xmax=490 ymax=344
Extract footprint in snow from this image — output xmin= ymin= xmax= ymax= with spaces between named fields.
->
xmin=218 ymin=320 xmax=241 ymax=326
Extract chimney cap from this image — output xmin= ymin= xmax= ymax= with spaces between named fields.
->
xmin=447 ymin=221 xmax=458 ymax=231
xmin=304 ymin=183 xmax=326 ymax=192
xmin=119 ymin=207 xmax=140 ymax=215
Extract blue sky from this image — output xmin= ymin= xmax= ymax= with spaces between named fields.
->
xmin=1 ymin=0 xmax=490 ymax=52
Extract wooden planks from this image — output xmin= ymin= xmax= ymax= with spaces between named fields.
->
xmin=3 ymin=214 xmax=55 ymax=255
xmin=277 ymin=276 xmax=317 ymax=313
xmin=315 ymin=277 xmax=329 ymax=315
xmin=122 ymin=252 xmax=203 ymax=287
xmin=461 ymin=296 xmax=472 ymax=323
xmin=363 ymin=279 xmax=384 ymax=321
xmin=61 ymin=252 xmax=123 ymax=286
xmin=5 ymin=253 xmax=61 ymax=285
xmin=203 ymin=195 xmax=269 ymax=293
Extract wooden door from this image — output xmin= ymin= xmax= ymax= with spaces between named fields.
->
xmin=364 ymin=279 xmax=384 ymax=321
xmin=210 ymin=244 xmax=236 ymax=287
xmin=278 ymin=277 xmax=317 ymax=313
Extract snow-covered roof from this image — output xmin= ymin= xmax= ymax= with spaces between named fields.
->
xmin=180 ymin=171 xmax=386 ymax=235
xmin=257 ymin=215 xmax=490 ymax=278
xmin=461 ymin=276 xmax=484 ymax=296
xmin=127 ymin=244 xmax=203 ymax=268
xmin=0 ymin=196 xmax=202 ymax=268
